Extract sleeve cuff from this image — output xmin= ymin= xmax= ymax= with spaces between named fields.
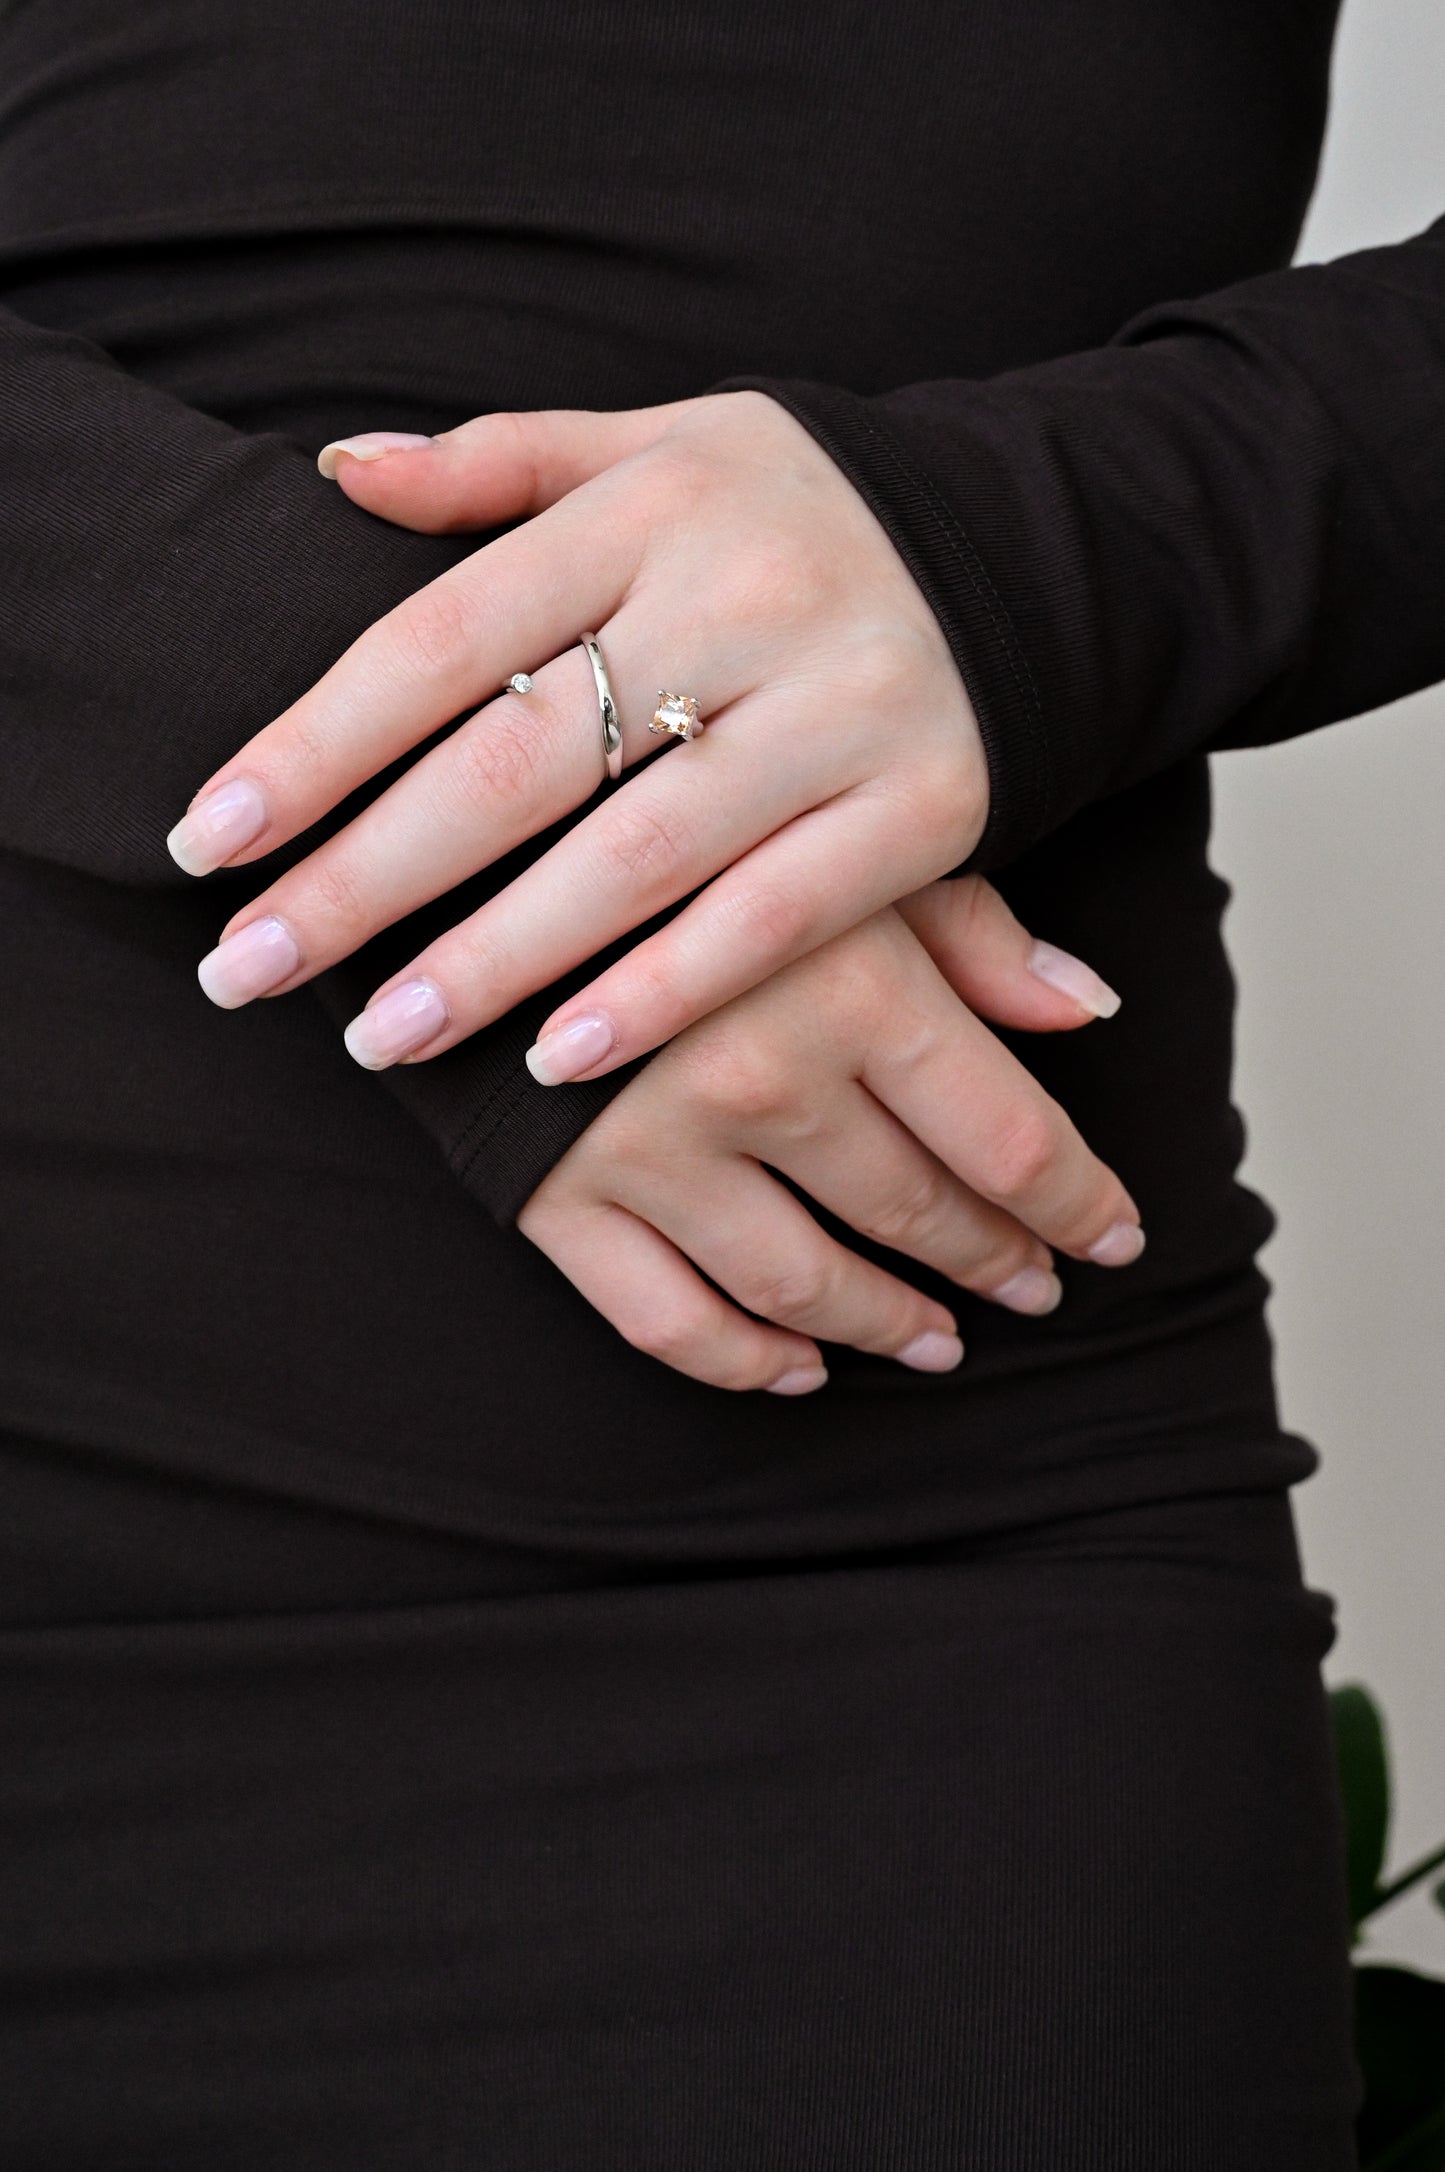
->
xmin=708 ymin=373 xmax=1055 ymax=873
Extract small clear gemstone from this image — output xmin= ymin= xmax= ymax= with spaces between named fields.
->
xmin=509 ymin=672 xmax=533 ymax=694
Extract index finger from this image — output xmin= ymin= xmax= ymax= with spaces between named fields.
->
xmin=165 ymin=475 xmax=645 ymax=876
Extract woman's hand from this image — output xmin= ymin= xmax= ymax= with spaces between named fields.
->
xmin=167 ymin=392 xmax=991 ymax=1078
xmin=517 ymin=877 xmax=1141 ymax=1392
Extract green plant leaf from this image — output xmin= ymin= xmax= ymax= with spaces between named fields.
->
xmin=1356 ymin=1966 xmax=1445 ymax=2170
xmin=1375 ymin=1846 xmax=1445 ymax=1918
xmin=1333 ymin=1684 xmax=1391 ymax=1928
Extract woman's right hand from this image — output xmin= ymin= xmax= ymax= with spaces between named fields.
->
xmin=517 ymin=876 xmax=1143 ymax=1392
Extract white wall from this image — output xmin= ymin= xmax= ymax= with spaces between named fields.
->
xmin=1209 ymin=0 xmax=1445 ymax=1970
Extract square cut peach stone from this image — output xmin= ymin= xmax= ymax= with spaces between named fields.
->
xmin=651 ymin=692 xmax=701 ymax=739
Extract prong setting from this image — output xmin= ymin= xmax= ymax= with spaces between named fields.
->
xmin=650 ymin=690 xmax=703 ymax=741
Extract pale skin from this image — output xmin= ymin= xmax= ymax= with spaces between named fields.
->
xmin=517 ymin=879 xmax=1139 ymax=1392
xmin=165 ymin=391 xmax=1145 ymax=1389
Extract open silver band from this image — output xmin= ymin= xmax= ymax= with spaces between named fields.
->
xmin=580 ymin=632 xmax=624 ymax=786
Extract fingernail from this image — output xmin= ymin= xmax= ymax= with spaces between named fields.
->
xmin=988 ymin=1266 xmax=1063 ymax=1316
xmin=167 ymin=778 xmax=269 ymax=876
xmin=1027 ymin=940 xmax=1121 ymax=1020
xmin=196 ymin=916 xmax=299 ymax=1009
xmin=767 ymin=1366 xmax=829 ymax=1396
xmin=895 ymin=1330 xmax=965 ymax=1373
xmin=525 ymin=1011 xmax=618 ymax=1086
xmin=317 ymin=432 xmax=434 ymax=480
xmin=1088 ymin=1221 xmax=1147 ymax=1267
xmin=343 ymin=978 xmax=450 ymax=1069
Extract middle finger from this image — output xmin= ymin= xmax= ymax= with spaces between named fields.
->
xmin=768 ymin=1080 xmax=1066 ymax=1316
xmin=626 ymin=1150 xmax=966 ymax=1371
xmin=203 ymin=646 xmax=850 ymax=1035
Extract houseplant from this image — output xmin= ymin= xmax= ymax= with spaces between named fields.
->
xmin=1332 ymin=1684 xmax=1445 ymax=2169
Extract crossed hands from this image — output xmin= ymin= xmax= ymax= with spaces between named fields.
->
xmin=166 ymin=391 xmax=1142 ymax=1391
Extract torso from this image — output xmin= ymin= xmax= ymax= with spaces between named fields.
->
xmin=0 ymin=2 xmax=1338 ymax=1562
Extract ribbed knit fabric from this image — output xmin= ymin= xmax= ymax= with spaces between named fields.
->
xmin=0 ymin=5 xmax=1418 ymax=2149
xmin=6 ymin=0 xmax=1419 ymax=1226
xmin=1 ymin=1447 xmax=1357 ymax=2169
xmin=725 ymin=221 xmax=1445 ymax=869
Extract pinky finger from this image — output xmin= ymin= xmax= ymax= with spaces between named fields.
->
xmin=518 ymin=1198 xmax=829 ymax=1394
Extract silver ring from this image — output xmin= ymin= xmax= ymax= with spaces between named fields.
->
xmin=580 ymin=633 xmax=624 ymax=786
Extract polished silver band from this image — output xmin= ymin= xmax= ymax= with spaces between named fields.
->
xmin=580 ymin=632 xmax=624 ymax=786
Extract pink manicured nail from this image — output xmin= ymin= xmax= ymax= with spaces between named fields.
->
xmin=895 ymin=1330 xmax=965 ymax=1373
xmin=525 ymin=1011 xmax=618 ymax=1086
xmin=343 ymin=978 xmax=450 ymax=1069
xmin=167 ymin=778 xmax=269 ymax=876
xmin=317 ymin=432 xmax=434 ymax=480
xmin=767 ymin=1366 xmax=829 ymax=1396
xmin=197 ymin=916 xmax=299 ymax=1009
xmin=1027 ymin=940 xmax=1121 ymax=1019
xmin=1088 ymin=1221 xmax=1147 ymax=1267
xmin=989 ymin=1266 xmax=1063 ymax=1316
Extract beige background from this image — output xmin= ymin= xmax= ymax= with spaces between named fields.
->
xmin=1210 ymin=0 xmax=1444 ymax=1971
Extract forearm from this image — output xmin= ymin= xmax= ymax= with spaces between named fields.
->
xmin=719 ymin=215 xmax=1445 ymax=869
xmin=0 ymin=296 xmax=619 ymax=1217
xmin=0 ymin=300 xmax=470 ymax=884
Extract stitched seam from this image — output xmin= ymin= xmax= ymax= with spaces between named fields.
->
xmin=838 ymin=403 xmax=1053 ymax=841
xmin=449 ymin=1073 xmax=534 ymax=1179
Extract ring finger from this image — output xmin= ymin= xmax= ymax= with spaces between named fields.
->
xmin=626 ymin=1151 xmax=965 ymax=1370
xmin=195 ymin=638 xmax=643 ymax=1006
xmin=200 ymin=631 xmax=849 ymax=1032
xmin=768 ymin=1081 xmax=1066 ymax=1316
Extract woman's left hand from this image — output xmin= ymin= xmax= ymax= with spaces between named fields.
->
xmin=168 ymin=392 xmax=990 ymax=1077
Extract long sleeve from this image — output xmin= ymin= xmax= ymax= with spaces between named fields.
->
xmin=0 ymin=301 xmax=627 ymax=1219
xmin=718 ymin=214 xmax=1445 ymax=872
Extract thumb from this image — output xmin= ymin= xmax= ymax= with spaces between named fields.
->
xmin=314 ymin=401 xmax=687 ymax=534
xmin=898 ymin=876 xmax=1122 ymax=1033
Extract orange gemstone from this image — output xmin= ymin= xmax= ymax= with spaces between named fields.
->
xmin=651 ymin=691 xmax=702 ymax=740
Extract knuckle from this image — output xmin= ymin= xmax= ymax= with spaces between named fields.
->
xmin=864 ymin=1164 xmax=952 ymax=1251
xmin=713 ymin=532 xmax=831 ymax=631
xmin=872 ymin=748 xmax=965 ymax=848
xmin=586 ymin=1089 xmax=662 ymax=1167
xmin=683 ymin=1037 xmax=799 ymax=1128
xmin=1058 ymin=1180 xmax=1130 ymax=1256
xmin=594 ymin=795 xmax=691 ymax=894
xmin=303 ymin=850 xmax=372 ymax=938
xmin=487 ymin=410 xmax=544 ymax=503
xmin=388 ymin=582 xmax=476 ymax=683
xmin=882 ymin=996 xmax=947 ymax=1076
xmin=721 ymin=874 xmax=813 ymax=962
xmin=263 ymin=709 xmax=334 ymax=788
xmin=767 ymin=922 xmax=888 ymax=1040
xmin=831 ymin=927 xmax=898 ymax=1023
xmin=446 ymin=700 xmax=549 ymax=813
xmin=608 ymin=949 xmax=692 ymax=1048
xmin=965 ymin=1229 xmax=1040 ymax=1290
xmin=624 ymin=1292 xmax=713 ymax=1369
xmin=975 ymin=1107 xmax=1059 ymax=1203
xmin=833 ymin=625 xmax=928 ymax=710
xmin=950 ymin=873 xmax=992 ymax=942
xmin=739 ymin=1256 xmax=833 ymax=1327
xmin=921 ymin=737 xmax=986 ymax=823
xmin=646 ymin=436 xmax=716 ymax=513
xmin=439 ymin=911 xmax=511 ymax=994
